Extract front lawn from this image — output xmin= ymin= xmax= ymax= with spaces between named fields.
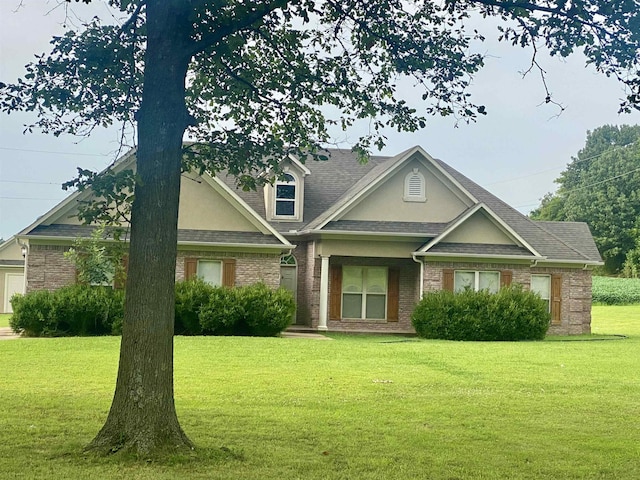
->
xmin=0 ymin=305 xmax=638 ymax=479
xmin=0 ymin=313 xmax=10 ymax=328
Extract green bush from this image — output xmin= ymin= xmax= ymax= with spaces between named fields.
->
xmin=198 ymin=287 xmax=244 ymax=335
xmin=12 ymin=279 xmax=294 ymax=338
xmin=175 ymin=278 xmax=216 ymax=335
xmin=175 ymin=279 xmax=295 ymax=337
xmin=411 ymin=286 xmax=550 ymax=341
xmin=238 ymin=283 xmax=296 ymax=337
xmin=592 ymin=276 xmax=640 ymax=305
xmin=10 ymin=285 xmax=124 ymax=337
xmin=10 ymin=290 xmax=54 ymax=336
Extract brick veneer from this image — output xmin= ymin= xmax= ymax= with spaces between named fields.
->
xmin=423 ymin=260 xmax=593 ymax=335
xmin=27 ymin=244 xmax=281 ymax=292
xmin=26 ymin=245 xmax=76 ymax=292
xmin=26 ymin=241 xmax=593 ymax=335
xmin=175 ymin=250 xmax=281 ymax=288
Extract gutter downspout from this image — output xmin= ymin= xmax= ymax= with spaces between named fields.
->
xmin=412 ymin=254 xmax=424 ymax=299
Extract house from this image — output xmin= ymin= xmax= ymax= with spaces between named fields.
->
xmin=14 ymin=146 xmax=603 ymax=334
xmin=0 ymin=237 xmax=26 ymax=313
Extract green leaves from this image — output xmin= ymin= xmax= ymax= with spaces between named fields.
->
xmin=531 ymin=125 xmax=640 ymax=273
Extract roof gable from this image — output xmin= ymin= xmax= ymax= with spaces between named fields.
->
xmin=306 ymin=146 xmax=477 ymax=231
xmin=417 ymin=203 xmax=541 ymax=258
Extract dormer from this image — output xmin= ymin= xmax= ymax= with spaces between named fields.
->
xmin=264 ymin=156 xmax=310 ymax=222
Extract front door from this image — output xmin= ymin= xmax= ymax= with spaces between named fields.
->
xmin=280 ymin=265 xmax=298 ymax=324
xmin=4 ymin=273 xmax=24 ymax=313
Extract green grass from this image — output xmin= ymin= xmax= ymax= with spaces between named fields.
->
xmin=0 ymin=313 xmax=10 ymax=328
xmin=0 ymin=305 xmax=639 ymax=479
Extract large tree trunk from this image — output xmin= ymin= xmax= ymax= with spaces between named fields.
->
xmin=87 ymin=1 xmax=194 ymax=456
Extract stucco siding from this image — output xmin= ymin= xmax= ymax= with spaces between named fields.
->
xmin=341 ymin=157 xmax=469 ymax=223
xmin=445 ymin=211 xmax=515 ymax=245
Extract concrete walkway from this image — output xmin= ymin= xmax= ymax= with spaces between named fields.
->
xmin=280 ymin=331 xmax=332 ymax=340
xmin=0 ymin=327 xmax=20 ymax=340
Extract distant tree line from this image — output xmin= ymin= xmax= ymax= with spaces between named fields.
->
xmin=530 ymin=125 xmax=640 ymax=276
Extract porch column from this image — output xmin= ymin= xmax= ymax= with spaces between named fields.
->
xmin=318 ymin=255 xmax=330 ymax=331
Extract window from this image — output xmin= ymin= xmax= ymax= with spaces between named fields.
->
xmin=404 ymin=168 xmax=426 ymax=202
xmin=531 ymin=274 xmax=551 ymax=313
xmin=454 ymin=271 xmax=500 ymax=293
xmin=275 ymin=173 xmax=296 ymax=217
xmin=197 ymin=260 xmax=222 ymax=286
xmin=342 ymin=267 xmax=387 ymax=319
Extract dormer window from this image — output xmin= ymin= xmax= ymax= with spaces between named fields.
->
xmin=404 ymin=168 xmax=426 ymax=202
xmin=275 ymin=173 xmax=297 ymax=218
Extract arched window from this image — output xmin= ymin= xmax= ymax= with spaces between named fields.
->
xmin=280 ymin=254 xmax=297 ymax=266
xmin=404 ymin=168 xmax=426 ymax=202
xmin=275 ymin=173 xmax=297 ymax=217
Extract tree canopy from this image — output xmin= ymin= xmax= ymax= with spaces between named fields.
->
xmin=2 ymin=0 xmax=640 ymax=458
xmin=530 ymin=124 xmax=640 ymax=274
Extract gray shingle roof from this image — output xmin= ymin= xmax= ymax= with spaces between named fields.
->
xmin=426 ymin=242 xmax=535 ymax=257
xmin=324 ymin=220 xmax=448 ymax=236
xmin=219 ymin=149 xmax=391 ymax=231
xmin=221 ymin=147 xmax=602 ymax=263
xmin=432 ymin=158 xmax=602 ymax=263
xmin=26 ymin=224 xmax=284 ymax=246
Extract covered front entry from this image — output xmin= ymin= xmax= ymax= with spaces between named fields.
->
xmin=279 ymin=254 xmax=298 ymax=324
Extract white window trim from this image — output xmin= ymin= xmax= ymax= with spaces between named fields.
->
xmin=273 ymin=170 xmax=300 ymax=220
xmin=531 ymin=274 xmax=552 ymax=313
xmin=197 ymin=259 xmax=223 ymax=286
xmin=403 ymin=168 xmax=426 ymax=202
xmin=341 ymin=266 xmax=388 ymax=320
xmin=454 ymin=270 xmax=500 ymax=293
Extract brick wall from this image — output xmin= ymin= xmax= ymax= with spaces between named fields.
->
xmin=291 ymin=241 xmax=316 ymax=326
xmin=26 ymin=245 xmax=76 ymax=292
xmin=176 ymin=250 xmax=281 ymax=288
xmin=27 ymin=245 xmax=281 ymax=292
xmin=422 ymin=260 xmax=593 ymax=335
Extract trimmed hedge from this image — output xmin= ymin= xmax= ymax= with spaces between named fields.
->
xmin=11 ymin=278 xmax=294 ymax=338
xmin=411 ymin=286 xmax=550 ymax=341
xmin=592 ymin=276 xmax=640 ymax=305
xmin=10 ymin=285 xmax=124 ymax=337
xmin=182 ymin=279 xmax=295 ymax=337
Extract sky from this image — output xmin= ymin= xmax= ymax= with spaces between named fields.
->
xmin=1 ymin=1 xmax=639 ymax=241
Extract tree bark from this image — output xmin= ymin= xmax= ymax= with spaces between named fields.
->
xmin=87 ymin=0 xmax=194 ymax=456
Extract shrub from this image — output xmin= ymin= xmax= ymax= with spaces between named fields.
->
xmin=174 ymin=278 xmax=216 ymax=335
xmin=198 ymin=286 xmax=244 ymax=335
xmin=237 ymin=283 xmax=295 ymax=337
xmin=10 ymin=285 xmax=124 ymax=337
xmin=10 ymin=290 xmax=54 ymax=336
xmin=411 ymin=286 xmax=550 ymax=341
xmin=592 ymin=276 xmax=640 ymax=305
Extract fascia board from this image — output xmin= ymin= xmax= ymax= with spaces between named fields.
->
xmin=286 ymin=154 xmax=312 ymax=176
xmin=17 ymin=148 xmax=138 ymax=236
xmin=202 ymin=173 xmax=293 ymax=247
xmin=419 ymin=203 xmax=543 ymax=258
xmin=413 ymin=251 xmax=541 ymax=261
xmin=177 ymin=241 xmax=294 ymax=250
xmin=412 ymin=146 xmax=479 ymax=204
xmin=311 ymin=146 xmax=423 ymax=231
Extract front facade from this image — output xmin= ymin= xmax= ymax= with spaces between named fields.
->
xmin=16 ymin=146 xmax=602 ymax=334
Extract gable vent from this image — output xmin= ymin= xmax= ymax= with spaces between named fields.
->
xmin=404 ymin=168 xmax=426 ymax=202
